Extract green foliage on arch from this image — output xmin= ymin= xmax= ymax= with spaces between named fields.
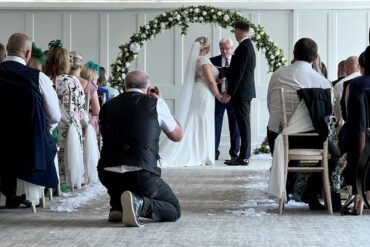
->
xmin=110 ymin=5 xmax=287 ymax=88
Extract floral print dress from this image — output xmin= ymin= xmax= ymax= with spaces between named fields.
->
xmin=55 ymin=74 xmax=87 ymax=183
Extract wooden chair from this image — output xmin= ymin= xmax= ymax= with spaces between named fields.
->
xmin=279 ymin=88 xmax=333 ymax=215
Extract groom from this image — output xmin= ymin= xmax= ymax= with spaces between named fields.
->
xmin=220 ymin=20 xmax=256 ymax=166
xmin=210 ymin=38 xmax=240 ymax=161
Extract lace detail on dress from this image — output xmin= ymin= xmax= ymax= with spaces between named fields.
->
xmin=195 ymin=56 xmax=218 ymax=82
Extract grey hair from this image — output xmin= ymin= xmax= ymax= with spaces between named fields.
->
xmin=125 ymin=70 xmax=150 ymax=89
xmin=219 ymin=38 xmax=233 ymax=47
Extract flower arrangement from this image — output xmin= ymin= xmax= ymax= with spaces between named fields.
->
xmin=110 ymin=5 xmax=287 ymax=88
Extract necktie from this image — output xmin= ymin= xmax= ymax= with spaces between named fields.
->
xmin=222 ymin=59 xmax=230 ymax=92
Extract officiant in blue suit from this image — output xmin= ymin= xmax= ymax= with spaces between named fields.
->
xmin=0 ymin=33 xmax=61 ymax=208
xmin=210 ymin=38 xmax=240 ymax=161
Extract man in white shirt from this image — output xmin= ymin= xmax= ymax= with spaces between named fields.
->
xmin=0 ymin=33 xmax=61 ymax=208
xmin=333 ymin=56 xmax=362 ymax=126
xmin=98 ymin=70 xmax=183 ymax=227
xmin=267 ymin=38 xmax=339 ymax=210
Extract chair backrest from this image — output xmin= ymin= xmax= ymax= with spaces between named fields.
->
xmin=85 ymin=92 xmax=91 ymax=112
xmin=280 ymin=88 xmax=300 ymax=129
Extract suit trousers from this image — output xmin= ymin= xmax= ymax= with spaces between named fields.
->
xmin=215 ymin=98 xmax=240 ymax=158
xmin=0 ymin=173 xmax=17 ymax=197
xmin=234 ymin=97 xmax=252 ymax=159
xmin=98 ymin=167 xmax=181 ymax=222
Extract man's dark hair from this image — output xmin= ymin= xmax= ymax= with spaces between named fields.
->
xmin=293 ymin=38 xmax=318 ymax=63
xmin=233 ymin=20 xmax=250 ymax=32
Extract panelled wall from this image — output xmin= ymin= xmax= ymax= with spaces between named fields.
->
xmin=0 ymin=5 xmax=369 ymax=149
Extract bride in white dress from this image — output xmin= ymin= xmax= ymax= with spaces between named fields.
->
xmin=159 ymin=36 xmax=222 ymax=167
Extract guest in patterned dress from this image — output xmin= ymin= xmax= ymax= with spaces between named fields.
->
xmin=43 ymin=40 xmax=87 ymax=189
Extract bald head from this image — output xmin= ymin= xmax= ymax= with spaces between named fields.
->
xmin=124 ymin=70 xmax=150 ymax=91
xmin=345 ymin=56 xmax=360 ymax=75
xmin=6 ymin=33 xmax=32 ymax=62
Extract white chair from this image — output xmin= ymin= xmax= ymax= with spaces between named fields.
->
xmin=278 ymin=88 xmax=332 ymax=215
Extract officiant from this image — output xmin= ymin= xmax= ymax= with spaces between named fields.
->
xmin=210 ymin=38 xmax=240 ymax=162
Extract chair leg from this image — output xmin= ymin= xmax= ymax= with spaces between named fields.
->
xmin=48 ymin=188 xmax=53 ymax=201
xmin=322 ymin=164 xmax=333 ymax=215
xmin=355 ymin=195 xmax=364 ymax=215
xmin=39 ymin=188 xmax=46 ymax=209
xmin=279 ymin=192 xmax=285 ymax=215
xmin=31 ymin=204 xmax=37 ymax=213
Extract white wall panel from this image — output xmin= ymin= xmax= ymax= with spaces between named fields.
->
xmin=33 ymin=12 xmax=63 ymax=50
xmin=146 ymin=12 xmax=176 ymax=88
xmin=0 ymin=11 xmax=26 ymax=44
xmin=296 ymin=11 xmax=329 ymax=68
xmin=70 ymin=12 xmax=100 ymax=64
xmin=337 ymin=11 xmax=368 ymax=61
xmin=108 ymin=12 xmax=138 ymax=73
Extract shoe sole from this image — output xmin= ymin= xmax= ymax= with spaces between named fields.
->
xmin=121 ymin=191 xmax=143 ymax=227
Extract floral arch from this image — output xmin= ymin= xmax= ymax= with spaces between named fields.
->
xmin=110 ymin=5 xmax=287 ymax=88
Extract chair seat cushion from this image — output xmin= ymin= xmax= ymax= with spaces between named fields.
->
xmin=289 ymin=149 xmax=323 ymax=156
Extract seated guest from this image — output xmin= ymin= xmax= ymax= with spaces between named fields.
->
xmin=98 ymin=66 xmax=119 ymax=100
xmin=80 ymin=61 xmax=101 ymax=135
xmin=98 ymin=70 xmax=182 ymax=226
xmin=334 ymin=56 xmax=362 ymax=128
xmin=332 ymin=60 xmax=347 ymax=87
xmin=44 ymin=40 xmax=87 ymax=190
xmin=343 ymin=47 xmax=370 ymax=198
xmin=267 ymin=37 xmax=341 ymax=210
xmin=337 ymin=54 xmax=364 ymax=155
xmin=0 ymin=42 xmax=6 ymax=62
xmin=0 ymin=33 xmax=60 ymax=207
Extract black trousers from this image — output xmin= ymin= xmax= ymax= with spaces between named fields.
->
xmin=98 ymin=168 xmax=181 ymax=222
xmin=215 ymin=98 xmax=240 ymax=158
xmin=0 ymin=173 xmax=17 ymax=197
xmin=234 ymin=97 xmax=252 ymax=159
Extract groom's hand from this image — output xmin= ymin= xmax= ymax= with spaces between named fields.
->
xmin=220 ymin=93 xmax=231 ymax=104
xmin=148 ymin=86 xmax=161 ymax=99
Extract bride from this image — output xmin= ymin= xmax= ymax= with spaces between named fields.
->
xmin=159 ymin=36 xmax=222 ymax=167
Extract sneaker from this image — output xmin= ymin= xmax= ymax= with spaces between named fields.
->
xmin=121 ymin=191 xmax=144 ymax=227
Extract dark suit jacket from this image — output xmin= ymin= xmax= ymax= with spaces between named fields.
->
xmin=298 ymin=88 xmax=332 ymax=142
xmin=210 ymin=55 xmax=224 ymax=92
xmin=0 ymin=61 xmax=58 ymax=188
xmin=226 ymin=38 xmax=256 ymax=98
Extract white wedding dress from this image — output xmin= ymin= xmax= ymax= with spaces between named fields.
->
xmin=159 ymin=55 xmax=219 ymax=167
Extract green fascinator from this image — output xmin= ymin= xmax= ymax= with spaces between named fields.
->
xmin=85 ymin=61 xmax=100 ymax=76
xmin=31 ymin=42 xmax=46 ymax=65
xmin=48 ymin=39 xmax=63 ymax=49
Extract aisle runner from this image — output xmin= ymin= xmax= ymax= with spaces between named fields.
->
xmin=50 ymin=183 xmax=106 ymax=212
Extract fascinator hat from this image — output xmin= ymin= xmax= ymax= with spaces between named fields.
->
xmin=31 ymin=42 xmax=46 ymax=65
xmin=48 ymin=39 xmax=63 ymax=49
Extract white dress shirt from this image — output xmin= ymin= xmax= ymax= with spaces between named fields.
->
xmin=5 ymin=56 xmax=61 ymax=130
xmin=267 ymin=60 xmax=331 ymax=133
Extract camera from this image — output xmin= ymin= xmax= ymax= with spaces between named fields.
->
xmin=150 ymin=87 xmax=159 ymax=94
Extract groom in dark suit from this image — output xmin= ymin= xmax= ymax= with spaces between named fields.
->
xmin=210 ymin=38 xmax=240 ymax=161
xmin=220 ymin=20 xmax=256 ymax=166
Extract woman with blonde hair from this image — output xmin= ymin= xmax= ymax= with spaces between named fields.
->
xmin=159 ymin=36 xmax=221 ymax=167
xmin=79 ymin=60 xmax=101 ymax=135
